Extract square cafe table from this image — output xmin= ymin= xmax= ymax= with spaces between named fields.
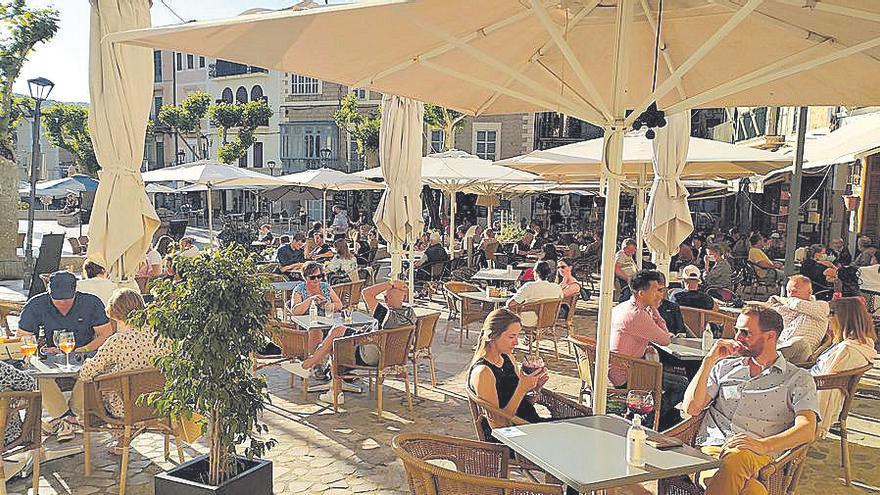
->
xmin=459 ymin=291 xmax=510 ymax=309
xmin=653 ymin=337 xmax=709 ymax=378
xmin=494 ymin=415 xmax=719 ymax=493
xmin=471 ymin=268 xmax=522 ymax=285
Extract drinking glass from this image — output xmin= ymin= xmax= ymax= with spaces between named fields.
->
xmin=343 ymin=308 xmax=353 ymax=324
xmin=57 ymin=331 xmax=76 ymax=370
xmin=626 ymin=390 xmax=655 ymax=422
xmin=20 ymin=335 xmax=37 ymax=369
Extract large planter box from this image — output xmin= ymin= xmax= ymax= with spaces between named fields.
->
xmin=155 ymin=455 xmax=272 ymax=495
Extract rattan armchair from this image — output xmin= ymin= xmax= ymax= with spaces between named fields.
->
xmin=81 ymin=368 xmax=184 ymax=495
xmin=813 ymin=363 xmax=873 ymax=486
xmin=410 ymin=312 xmax=441 ymax=396
xmin=332 ymin=279 xmax=366 ymax=311
xmin=568 ymin=335 xmax=663 ymax=430
xmin=679 ymin=307 xmax=738 ymax=339
xmin=330 ymin=325 xmax=416 ymax=418
xmin=511 ymin=298 xmax=563 ymax=360
xmin=262 ymin=319 xmax=311 ymax=396
xmin=792 ymin=330 xmax=833 ymax=369
xmin=393 ymin=433 xmax=564 ymax=495
xmin=556 ymin=293 xmax=579 ymax=353
xmin=0 ymin=391 xmax=41 ymax=495
xmin=658 ymin=411 xmax=813 ymax=495
xmin=443 ymin=281 xmax=492 ymax=348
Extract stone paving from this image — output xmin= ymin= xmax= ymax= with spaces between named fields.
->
xmin=6 ymin=298 xmax=880 ymax=494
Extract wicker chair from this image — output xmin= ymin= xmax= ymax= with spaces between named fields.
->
xmin=0 ymin=391 xmax=41 ymax=495
xmin=556 ymin=293 xmax=579 ymax=353
xmin=260 ymin=273 xmax=289 ymax=319
xmin=263 ymin=319 xmax=311 ymax=397
xmin=568 ymin=335 xmax=663 ymax=430
xmin=410 ymin=311 xmax=441 ymax=396
xmin=658 ymin=410 xmax=813 ymax=495
xmin=81 ymin=368 xmax=184 ymax=495
xmin=679 ymin=307 xmax=738 ymax=339
xmin=414 ymin=261 xmax=448 ymax=301
xmin=792 ymin=330 xmax=833 ymax=369
xmin=813 ymin=363 xmax=873 ymax=486
xmin=511 ymin=298 xmax=564 ymax=360
xmin=392 ymin=433 xmax=564 ymax=495
xmin=332 ymin=279 xmax=366 ymax=311
xmin=443 ymin=281 xmax=492 ymax=348
xmin=330 ymin=325 xmax=415 ymax=418
xmin=0 ymin=301 xmax=23 ymax=337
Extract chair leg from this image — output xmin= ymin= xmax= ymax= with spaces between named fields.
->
xmin=459 ymin=320 xmax=464 ymax=348
xmin=331 ymin=377 xmax=341 ymax=413
xmin=402 ymin=371 xmax=413 ymax=413
xmin=31 ymin=445 xmax=41 ymax=495
xmin=84 ymin=428 xmax=92 ymax=476
xmin=119 ymin=426 xmax=132 ymax=495
xmin=376 ymin=375 xmax=384 ymax=418
xmin=411 ymin=361 xmax=419 ymax=398
xmin=428 ymin=353 xmax=437 ymax=387
xmin=841 ymin=420 xmax=852 ymax=486
xmin=301 ymin=377 xmax=308 ymax=400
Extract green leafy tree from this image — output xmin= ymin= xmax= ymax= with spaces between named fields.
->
xmin=41 ymin=103 xmax=99 ymax=176
xmin=334 ymin=92 xmax=381 ymax=163
xmin=135 ymin=246 xmax=274 ymax=486
xmin=208 ymin=99 xmax=271 ymax=165
xmin=157 ymin=90 xmax=211 ymax=160
xmin=424 ymin=104 xmax=466 ymax=152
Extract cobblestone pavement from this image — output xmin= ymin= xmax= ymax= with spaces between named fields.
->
xmin=6 ymin=299 xmax=880 ymax=494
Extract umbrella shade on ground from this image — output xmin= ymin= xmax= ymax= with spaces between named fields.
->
xmin=18 ymin=175 xmax=100 ymax=198
xmin=112 ymin=0 xmax=880 ymax=417
xmin=86 ymin=0 xmax=159 ymax=278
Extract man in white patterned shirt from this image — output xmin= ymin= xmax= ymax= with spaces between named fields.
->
xmin=766 ymin=275 xmax=830 ymax=363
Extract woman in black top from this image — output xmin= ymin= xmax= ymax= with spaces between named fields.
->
xmin=469 ymin=308 xmax=547 ymax=434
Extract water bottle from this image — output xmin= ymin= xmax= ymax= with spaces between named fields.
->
xmin=309 ymin=301 xmax=318 ymax=324
xmin=626 ymin=415 xmax=647 ymax=467
xmin=644 ymin=346 xmax=659 ymax=362
xmin=702 ymin=323 xmax=714 ymax=351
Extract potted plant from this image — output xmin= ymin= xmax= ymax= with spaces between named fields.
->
xmin=137 ymin=245 xmax=275 ymax=494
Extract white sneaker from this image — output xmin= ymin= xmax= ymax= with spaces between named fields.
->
xmin=319 ymin=391 xmax=344 ymax=405
xmin=281 ymin=361 xmax=312 ymax=379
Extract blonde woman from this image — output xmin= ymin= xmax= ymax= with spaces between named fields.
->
xmin=468 ymin=308 xmax=548 ymax=435
xmin=810 ymin=297 xmax=877 ymax=437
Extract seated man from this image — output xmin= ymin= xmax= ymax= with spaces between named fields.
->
xmin=178 ymin=236 xmax=200 ymax=258
xmin=670 ymin=265 xmax=715 ymax=310
xmin=615 ymin=238 xmax=638 ymax=301
xmin=256 ymin=224 xmax=274 ymax=245
xmin=284 ymin=277 xmax=415 ymax=405
xmin=682 ymin=304 xmax=818 ymax=495
xmin=76 ymin=260 xmax=118 ymax=306
xmin=17 ymin=271 xmax=113 ymax=441
xmin=511 ymin=230 xmax=536 ymax=261
xmin=275 ymin=233 xmax=306 ymax=279
xmin=507 ymin=261 xmax=563 ymax=328
xmin=748 ymin=234 xmax=783 ymax=283
xmin=766 ymin=275 xmax=830 ymax=363
xmin=306 ymin=231 xmax=334 ymax=260
xmin=610 ymin=270 xmax=685 ymax=429
xmin=415 ymin=231 xmax=450 ymax=280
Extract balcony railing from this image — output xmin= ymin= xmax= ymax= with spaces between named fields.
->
xmin=281 ymin=157 xmax=365 ymax=174
xmin=209 ymin=60 xmax=269 ymax=78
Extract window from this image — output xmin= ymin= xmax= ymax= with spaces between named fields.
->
xmin=291 ymin=74 xmax=320 ymax=95
xmin=250 ymin=85 xmax=264 ymax=102
xmin=199 ymin=56 xmax=205 ymax=68
xmin=281 ymin=134 xmax=290 ymax=158
xmin=472 ymin=123 xmax=500 ymax=161
xmin=155 ymin=142 xmax=165 ymax=168
xmin=221 ymin=87 xmax=233 ymax=104
xmin=153 ymin=50 xmax=162 ymax=82
xmin=186 ymin=54 xmax=194 ymax=69
xmin=303 ymin=130 xmax=322 ymax=158
xmin=430 ymin=129 xmax=445 ymax=153
xmin=238 ymin=152 xmax=248 ymax=168
xmin=175 ymin=52 xmax=182 ymax=71
xmin=153 ymin=96 xmax=163 ymax=120
xmin=235 ymin=86 xmax=248 ymax=104
xmin=352 ymin=88 xmax=367 ymax=99
xmin=253 ymin=142 xmax=264 ymax=168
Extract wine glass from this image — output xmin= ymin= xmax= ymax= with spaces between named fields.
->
xmin=20 ymin=335 xmax=37 ymax=369
xmin=57 ymin=331 xmax=76 ymax=370
xmin=626 ymin=390 xmax=655 ymax=423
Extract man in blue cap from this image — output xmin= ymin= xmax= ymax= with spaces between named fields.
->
xmin=17 ymin=270 xmax=113 ymax=441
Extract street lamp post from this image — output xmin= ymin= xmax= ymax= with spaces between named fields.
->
xmin=22 ymin=77 xmax=54 ymax=291
xmin=266 ymin=160 xmax=277 ymax=220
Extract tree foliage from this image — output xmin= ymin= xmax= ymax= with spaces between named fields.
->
xmin=208 ymin=99 xmax=271 ymax=165
xmin=134 ymin=246 xmax=274 ymax=486
xmin=424 ymin=104 xmax=466 ymax=152
xmin=334 ymin=92 xmax=381 ymax=157
xmin=158 ymin=90 xmax=212 ymax=160
xmin=0 ymin=0 xmax=59 ymax=160
xmin=41 ymin=103 xmax=99 ymax=176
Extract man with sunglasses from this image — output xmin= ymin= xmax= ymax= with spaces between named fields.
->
xmin=682 ymin=304 xmax=818 ymax=495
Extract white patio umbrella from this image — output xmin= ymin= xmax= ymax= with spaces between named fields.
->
xmin=144 ymin=183 xmax=176 ymax=194
xmin=86 ymin=0 xmax=158 ymax=278
xmin=376 ymin=95 xmax=425 ymax=297
xmin=276 ymin=167 xmax=383 ymax=230
xmin=643 ymin=112 xmax=694 ymax=279
xmin=141 ymin=159 xmax=287 ymax=245
xmin=113 ymin=0 xmax=880 ymax=417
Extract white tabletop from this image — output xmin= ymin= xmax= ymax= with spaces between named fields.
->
xmin=493 ymin=415 xmax=719 ymax=493
xmin=25 ymin=355 xmax=82 ymax=379
xmin=270 ymin=281 xmax=300 ymax=291
xmin=459 ymin=291 xmax=510 ymax=304
xmin=471 ymin=268 xmax=522 ymax=282
xmin=717 ymin=306 xmax=741 ymax=315
xmin=654 ymin=337 xmax=709 ymax=361
xmin=289 ymin=311 xmax=376 ymax=331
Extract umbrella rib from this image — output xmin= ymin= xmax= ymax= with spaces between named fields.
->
xmin=638 ymin=0 xmax=686 ymax=99
xmin=771 ymin=0 xmax=880 ymax=23
xmin=625 ymin=0 xmax=766 ymax=128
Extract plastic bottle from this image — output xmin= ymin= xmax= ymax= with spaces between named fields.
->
xmin=702 ymin=323 xmax=714 ymax=351
xmin=626 ymin=414 xmax=647 ymax=467
xmin=309 ymin=300 xmax=318 ymax=324
xmin=644 ymin=346 xmax=659 ymax=362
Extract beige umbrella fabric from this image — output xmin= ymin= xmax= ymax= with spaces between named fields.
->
xmin=86 ymin=0 xmax=158 ymax=277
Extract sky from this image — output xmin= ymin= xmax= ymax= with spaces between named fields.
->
xmin=12 ymin=0 xmax=349 ymax=103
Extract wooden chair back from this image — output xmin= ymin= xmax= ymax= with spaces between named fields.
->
xmin=332 ymin=279 xmax=365 ymax=310
xmin=558 ymin=292 xmax=579 ymax=326
xmin=68 ymin=237 xmax=84 ymax=255
xmin=796 ymin=330 xmax=834 ymax=368
xmin=515 ymin=298 xmax=563 ymax=330
xmin=444 ymin=281 xmax=480 ymax=313
xmin=0 ymin=390 xmax=41 ymax=454
xmin=680 ymin=306 xmax=737 ymax=338
xmin=814 ymin=363 xmax=873 ymax=425
xmin=333 ymin=325 xmax=415 ymax=371
xmin=82 ymin=368 xmax=165 ymax=427
xmin=265 ymin=319 xmax=310 ymax=361
xmin=392 ymin=433 xmax=564 ymax=495
xmin=412 ymin=311 xmax=441 ymax=354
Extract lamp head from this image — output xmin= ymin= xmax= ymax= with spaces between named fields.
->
xmin=27 ymin=77 xmax=54 ymax=102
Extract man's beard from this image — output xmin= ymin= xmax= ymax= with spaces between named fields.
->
xmin=740 ymin=341 xmax=762 ymax=357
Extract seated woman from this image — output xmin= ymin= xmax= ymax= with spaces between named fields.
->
xmin=811 ymin=297 xmax=877 ymax=438
xmin=800 ymin=244 xmax=836 ymax=299
xmin=326 ymin=239 xmax=359 ymax=284
xmin=557 ymin=258 xmax=582 ymax=319
xmin=79 ymin=289 xmax=169 ymax=451
xmin=0 ymin=361 xmax=36 ymax=447
xmin=468 ymin=308 xmax=548 ymax=435
xmin=289 ymin=262 xmax=343 ymax=372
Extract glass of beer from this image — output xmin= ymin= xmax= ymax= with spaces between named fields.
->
xmin=57 ymin=331 xmax=76 ymax=370
xmin=20 ymin=335 xmax=37 ymax=368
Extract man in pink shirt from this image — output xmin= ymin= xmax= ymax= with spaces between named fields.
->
xmin=610 ymin=270 xmax=688 ymax=428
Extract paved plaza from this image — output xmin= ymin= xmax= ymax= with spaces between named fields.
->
xmin=5 ymin=298 xmax=880 ymax=495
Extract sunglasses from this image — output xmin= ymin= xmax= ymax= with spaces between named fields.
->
xmin=306 ymin=273 xmax=325 ymax=280
xmin=558 ymin=265 xmax=569 ymax=270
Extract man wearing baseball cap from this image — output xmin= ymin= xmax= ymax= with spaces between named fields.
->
xmin=670 ymin=265 xmax=715 ymax=310
xmin=17 ymin=270 xmax=113 ymax=440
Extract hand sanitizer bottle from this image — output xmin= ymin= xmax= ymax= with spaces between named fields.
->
xmin=627 ymin=414 xmax=647 ymax=467
xmin=309 ymin=300 xmax=318 ymax=324
xmin=702 ymin=323 xmax=714 ymax=351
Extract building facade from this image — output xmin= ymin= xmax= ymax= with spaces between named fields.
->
xmin=15 ymin=114 xmax=75 ymax=183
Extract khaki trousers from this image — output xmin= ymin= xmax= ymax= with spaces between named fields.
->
xmin=38 ymin=378 xmax=84 ymax=419
xmin=701 ymin=446 xmax=772 ymax=495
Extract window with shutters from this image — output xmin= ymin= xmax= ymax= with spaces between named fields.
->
xmin=291 ymin=74 xmax=320 ymax=95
